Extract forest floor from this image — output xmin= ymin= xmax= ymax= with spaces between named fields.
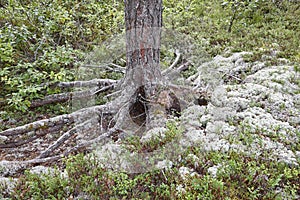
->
xmin=1 ymin=51 xmax=299 ymax=199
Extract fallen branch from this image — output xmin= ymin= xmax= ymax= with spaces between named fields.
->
xmin=0 ymin=135 xmax=39 ymax=149
xmin=162 ymin=50 xmax=181 ymax=75
xmin=38 ymin=119 xmax=95 ymax=159
xmin=30 ymin=83 xmax=115 ymax=108
xmin=58 ymin=79 xmax=118 ymax=88
xmin=92 ymin=84 xmax=115 ymax=95
xmin=40 ymin=78 xmax=118 ymax=90
xmin=84 ymin=63 xmax=125 ymax=73
xmin=0 ymin=127 xmax=118 ymax=176
xmin=63 ymin=127 xmax=118 ymax=154
xmin=0 ymin=114 xmax=72 ymax=137
xmin=0 ymin=156 xmax=57 ymax=169
xmin=0 ymin=123 xmax=65 ymax=148
xmin=0 ymin=104 xmax=116 ymax=137
xmin=109 ymin=63 xmax=126 ymax=73
xmin=222 ymin=72 xmax=243 ymax=83
xmin=176 ymin=62 xmax=190 ymax=73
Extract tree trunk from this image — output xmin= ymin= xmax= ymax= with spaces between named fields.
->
xmin=123 ymin=0 xmax=164 ymax=128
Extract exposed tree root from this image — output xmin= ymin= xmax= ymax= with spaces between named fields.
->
xmin=0 ymin=60 xmax=202 ymax=176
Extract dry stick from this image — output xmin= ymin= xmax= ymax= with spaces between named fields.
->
xmin=58 ymin=79 xmax=118 ymax=88
xmin=0 ymin=135 xmax=39 ymax=148
xmin=104 ymin=90 xmax=122 ymax=99
xmin=85 ymin=64 xmax=125 ymax=73
xmin=0 ymin=114 xmax=72 ymax=137
xmin=0 ymin=126 xmax=117 ymax=175
xmin=3 ymin=128 xmax=112 ymax=173
xmin=0 ymin=127 xmax=117 ymax=174
xmin=0 ymin=123 xmax=65 ymax=148
xmin=92 ymin=84 xmax=115 ymax=95
xmin=65 ymin=127 xmax=118 ymax=153
xmin=48 ymin=126 xmax=117 ymax=161
xmin=0 ymin=104 xmax=113 ymax=137
xmin=109 ymin=63 xmax=126 ymax=73
xmin=162 ymin=51 xmax=181 ymax=75
xmin=0 ymin=156 xmax=61 ymax=166
xmin=38 ymin=127 xmax=77 ymax=159
xmin=30 ymin=90 xmax=93 ymax=108
xmin=38 ymin=119 xmax=94 ymax=159
xmin=30 ymin=83 xmax=115 ymax=108
xmin=39 ymin=79 xmax=118 ymax=94
xmin=222 ymin=72 xmax=243 ymax=83
xmin=176 ymin=62 xmax=190 ymax=73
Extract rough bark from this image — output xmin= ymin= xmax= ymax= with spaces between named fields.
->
xmin=123 ymin=0 xmax=164 ymax=128
xmin=124 ymin=0 xmax=162 ymax=88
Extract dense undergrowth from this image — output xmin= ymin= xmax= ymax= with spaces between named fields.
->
xmin=11 ymin=148 xmax=300 ymax=199
xmin=1 ymin=0 xmax=300 ymax=199
xmin=1 ymin=0 xmax=300 ymax=120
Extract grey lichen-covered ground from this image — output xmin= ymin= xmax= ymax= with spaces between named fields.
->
xmin=67 ymin=52 xmax=300 ymax=174
xmin=183 ymin=52 xmax=299 ymax=166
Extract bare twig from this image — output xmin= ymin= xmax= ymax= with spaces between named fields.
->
xmin=0 ymin=114 xmax=72 ymax=137
xmin=0 ymin=135 xmax=39 ymax=149
xmin=68 ymin=127 xmax=118 ymax=150
xmin=40 ymin=78 xmax=118 ymax=89
xmin=84 ymin=63 xmax=125 ymax=73
xmin=0 ymin=127 xmax=118 ymax=175
xmin=92 ymin=84 xmax=115 ymax=95
xmin=176 ymin=62 xmax=190 ymax=73
xmin=104 ymin=90 xmax=122 ymax=99
xmin=58 ymin=79 xmax=118 ymax=88
xmin=30 ymin=90 xmax=91 ymax=108
xmin=222 ymin=72 xmax=243 ymax=82
xmin=162 ymin=50 xmax=181 ymax=75
xmin=109 ymin=63 xmax=126 ymax=73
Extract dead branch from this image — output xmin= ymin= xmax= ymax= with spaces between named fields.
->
xmin=0 ymin=127 xmax=118 ymax=176
xmin=38 ymin=119 xmax=95 ymax=159
xmin=0 ymin=135 xmax=39 ymax=149
xmin=58 ymin=79 xmax=118 ymax=88
xmin=64 ymin=127 xmax=118 ymax=153
xmin=162 ymin=51 xmax=181 ymax=75
xmin=0 ymin=114 xmax=71 ymax=137
xmin=109 ymin=63 xmax=126 ymax=73
xmin=176 ymin=62 xmax=190 ymax=73
xmin=0 ymin=123 xmax=65 ymax=148
xmin=30 ymin=83 xmax=115 ymax=108
xmin=39 ymin=78 xmax=118 ymax=90
xmin=30 ymin=90 xmax=88 ymax=108
xmin=0 ymin=104 xmax=115 ymax=137
xmin=84 ymin=63 xmax=125 ymax=73
xmin=92 ymin=84 xmax=115 ymax=95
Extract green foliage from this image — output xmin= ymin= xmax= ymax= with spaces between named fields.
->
xmin=13 ymin=169 xmax=69 ymax=200
xmin=164 ymin=0 xmax=300 ymax=58
xmin=1 ymin=0 xmax=299 ymax=116
xmin=0 ymin=0 xmax=123 ymax=113
xmin=221 ymin=0 xmax=266 ymax=32
xmin=11 ymin=149 xmax=300 ymax=199
xmin=123 ymin=120 xmax=183 ymax=153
